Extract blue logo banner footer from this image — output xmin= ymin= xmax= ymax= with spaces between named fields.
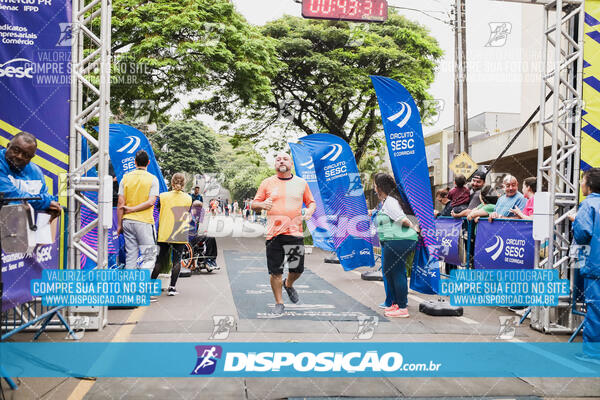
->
xmin=1 ymin=342 xmax=599 ymax=377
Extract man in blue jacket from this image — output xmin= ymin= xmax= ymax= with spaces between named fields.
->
xmin=0 ymin=132 xmax=61 ymax=218
xmin=572 ymin=167 xmax=600 ymax=363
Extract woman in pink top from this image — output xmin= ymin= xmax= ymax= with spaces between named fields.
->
xmin=512 ymin=176 xmax=536 ymax=219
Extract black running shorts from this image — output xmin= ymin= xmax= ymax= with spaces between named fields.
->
xmin=265 ymin=235 xmax=305 ymax=275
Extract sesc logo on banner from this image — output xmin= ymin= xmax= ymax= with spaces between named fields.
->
xmin=485 ymin=235 xmax=504 ymax=261
xmin=484 ymin=234 xmax=527 ymax=265
xmin=320 ymin=144 xmax=343 ymax=162
xmin=36 ymin=245 xmax=53 ymax=263
xmin=117 ymin=136 xmax=142 ymax=154
xmin=322 ymin=144 xmax=348 ymax=181
xmin=474 ymin=221 xmax=535 ymax=269
xmin=387 ymin=102 xmax=417 ymax=156
xmin=299 ymin=159 xmax=314 ymax=170
xmin=386 ymin=102 xmax=417 ymax=158
xmin=0 ymin=58 xmax=34 ymax=79
xmin=387 ymin=102 xmax=412 ymax=128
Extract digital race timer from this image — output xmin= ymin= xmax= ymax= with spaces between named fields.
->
xmin=302 ymin=0 xmax=388 ymax=22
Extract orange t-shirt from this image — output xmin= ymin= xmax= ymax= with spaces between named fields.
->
xmin=254 ymin=175 xmax=315 ymax=239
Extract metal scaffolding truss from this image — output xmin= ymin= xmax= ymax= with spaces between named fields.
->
xmin=531 ymin=0 xmax=584 ymax=333
xmin=68 ymin=0 xmax=112 ymax=330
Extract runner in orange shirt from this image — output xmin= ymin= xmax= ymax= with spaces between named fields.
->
xmin=252 ymin=152 xmax=316 ymax=315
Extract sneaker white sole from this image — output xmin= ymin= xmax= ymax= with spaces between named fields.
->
xmin=384 ymin=313 xmax=409 ymax=318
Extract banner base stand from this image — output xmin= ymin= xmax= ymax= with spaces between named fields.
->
xmin=361 ymin=270 xmax=383 ymax=281
xmin=324 ymin=254 xmax=340 ymax=264
xmin=419 ymin=299 xmax=463 ymax=317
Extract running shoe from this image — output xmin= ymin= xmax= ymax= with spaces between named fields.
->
xmin=167 ymin=287 xmax=179 ymax=296
xmin=385 ymin=308 xmax=409 ymax=318
xmin=283 ymin=278 xmax=299 ymax=303
xmin=150 ymin=296 xmax=159 ymax=303
xmin=273 ymin=303 xmax=285 ymax=315
xmin=384 ymin=304 xmax=399 ymax=312
xmin=378 ymin=303 xmax=390 ymax=309
xmin=207 ymin=259 xmax=220 ymax=270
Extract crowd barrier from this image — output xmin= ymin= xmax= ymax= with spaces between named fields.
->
xmin=435 ymin=217 xmax=535 ymax=270
xmin=1 ymin=300 xmax=75 ymax=342
xmin=1 ymin=214 xmax=74 ymax=390
xmin=435 ymin=216 xmax=585 ymax=337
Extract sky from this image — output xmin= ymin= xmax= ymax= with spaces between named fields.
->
xmin=230 ymin=0 xmax=532 ymax=135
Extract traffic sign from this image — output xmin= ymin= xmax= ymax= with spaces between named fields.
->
xmin=449 ymin=152 xmax=478 ymax=177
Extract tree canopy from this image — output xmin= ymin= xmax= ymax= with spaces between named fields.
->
xmin=215 ymin=135 xmax=273 ymax=202
xmin=110 ymin=0 xmax=281 ymax=122
xmin=190 ymin=13 xmax=443 ymax=162
xmin=150 ymin=120 xmax=220 ymax=180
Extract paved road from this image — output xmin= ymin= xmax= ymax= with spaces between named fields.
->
xmin=3 ymin=217 xmax=599 ymax=399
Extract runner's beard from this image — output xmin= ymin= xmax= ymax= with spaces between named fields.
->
xmin=278 ymin=166 xmax=289 ymax=173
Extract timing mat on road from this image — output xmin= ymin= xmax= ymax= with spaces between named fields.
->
xmin=224 ymin=250 xmax=384 ymax=321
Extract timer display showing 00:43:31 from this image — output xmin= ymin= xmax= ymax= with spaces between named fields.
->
xmin=302 ymin=0 xmax=388 ymax=22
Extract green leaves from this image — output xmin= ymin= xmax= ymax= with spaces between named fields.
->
xmin=111 ymin=0 xmax=280 ymax=123
xmin=150 ymin=120 xmax=220 ymax=180
xmin=193 ymin=12 xmax=442 ymax=162
xmin=215 ymin=136 xmax=272 ymax=202
xmin=112 ymin=3 xmax=442 ymax=166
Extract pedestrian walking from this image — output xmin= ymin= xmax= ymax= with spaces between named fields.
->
xmin=152 ymin=173 xmax=192 ymax=296
xmin=243 ymin=199 xmax=249 ymax=219
xmin=117 ymin=150 xmax=160 ymax=270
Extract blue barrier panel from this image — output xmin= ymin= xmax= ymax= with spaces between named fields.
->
xmin=474 ymin=219 xmax=535 ymax=270
xmin=435 ymin=217 xmax=463 ymax=266
xmin=2 ymin=215 xmax=62 ymax=311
